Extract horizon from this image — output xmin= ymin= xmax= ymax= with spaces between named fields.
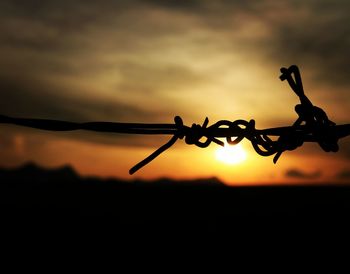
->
xmin=2 ymin=161 xmax=349 ymax=187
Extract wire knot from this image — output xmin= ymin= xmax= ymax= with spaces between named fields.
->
xmin=185 ymin=117 xmax=212 ymax=148
xmin=294 ymin=104 xmax=339 ymax=152
xmin=175 ymin=116 xmax=224 ymax=148
xmin=274 ymin=64 xmax=340 ymax=163
xmin=174 ymin=116 xmax=210 ymax=147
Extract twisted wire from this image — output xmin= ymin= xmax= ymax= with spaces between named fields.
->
xmin=0 ymin=113 xmax=349 ymax=174
xmin=0 ymin=65 xmax=349 ymax=174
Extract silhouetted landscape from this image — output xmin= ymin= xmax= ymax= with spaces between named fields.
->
xmin=1 ymin=163 xmax=350 ymax=225
xmin=1 ymin=163 xmax=350 ymax=256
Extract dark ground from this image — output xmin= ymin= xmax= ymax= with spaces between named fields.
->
xmin=1 ymin=162 xmax=349 ymax=220
xmin=0 ymin=163 xmax=349 ymax=257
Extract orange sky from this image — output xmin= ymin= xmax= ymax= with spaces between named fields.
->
xmin=0 ymin=0 xmax=349 ymax=185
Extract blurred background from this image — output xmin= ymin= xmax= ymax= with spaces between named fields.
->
xmin=0 ymin=0 xmax=349 ymax=185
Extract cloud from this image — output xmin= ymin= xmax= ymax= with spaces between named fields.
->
xmin=234 ymin=0 xmax=350 ymax=88
xmin=0 ymin=0 xmax=349 ymax=152
xmin=337 ymin=138 xmax=350 ymax=160
xmin=0 ymin=75 xmax=165 ymax=122
xmin=285 ymin=168 xmax=322 ymax=179
xmin=0 ymin=74 xmax=175 ymax=148
xmin=336 ymin=169 xmax=350 ymax=180
xmin=142 ymin=0 xmax=350 ymax=88
xmin=144 ymin=0 xmax=202 ymax=10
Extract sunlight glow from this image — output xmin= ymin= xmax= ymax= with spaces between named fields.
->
xmin=215 ymin=144 xmax=247 ymax=165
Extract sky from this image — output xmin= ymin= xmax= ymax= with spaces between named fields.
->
xmin=0 ymin=0 xmax=349 ymax=185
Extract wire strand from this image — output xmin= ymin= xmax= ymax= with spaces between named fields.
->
xmin=0 ymin=65 xmax=349 ymax=174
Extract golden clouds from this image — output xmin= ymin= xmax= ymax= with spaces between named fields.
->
xmin=0 ymin=0 xmax=349 ymax=183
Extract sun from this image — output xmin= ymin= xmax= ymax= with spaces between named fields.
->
xmin=215 ymin=144 xmax=247 ymax=165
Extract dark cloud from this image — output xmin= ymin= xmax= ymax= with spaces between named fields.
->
xmin=2 ymin=0 xmax=349 ymax=87
xmin=285 ymin=168 xmax=322 ymax=179
xmin=336 ymin=169 xmax=350 ymax=180
xmin=144 ymin=0 xmax=350 ymax=88
xmin=0 ymin=1 xmax=126 ymax=52
xmin=0 ymin=74 xmax=174 ymax=148
xmin=0 ymin=133 xmax=20 ymax=151
xmin=144 ymin=0 xmax=201 ymax=9
xmin=285 ymin=138 xmax=350 ymax=161
xmin=146 ymin=0 xmax=350 ymax=88
xmin=254 ymin=1 xmax=350 ymax=87
xmin=0 ymin=75 xmax=164 ymax=122
xmin=115 ymin=61 xmax=203 ymax=94
xmin=338 ymin=138 xmax=350 ymax=159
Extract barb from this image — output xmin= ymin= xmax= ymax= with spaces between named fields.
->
xmin=0 ymin=65 xmax=349 ymax=174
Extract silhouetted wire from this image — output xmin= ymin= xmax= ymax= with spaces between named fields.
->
xmin=0 ymin=65 xmax=349 ymax=174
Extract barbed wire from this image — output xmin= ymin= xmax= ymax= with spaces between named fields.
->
xmin=0 ymin=65 xmax=349 ymax=174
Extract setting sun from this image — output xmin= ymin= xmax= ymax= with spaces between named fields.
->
xmin=215 ymin=144 xmax=247 ymax=165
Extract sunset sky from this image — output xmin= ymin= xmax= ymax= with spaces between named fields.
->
xmin=0 ymin=0 xmax=349 ymax=185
